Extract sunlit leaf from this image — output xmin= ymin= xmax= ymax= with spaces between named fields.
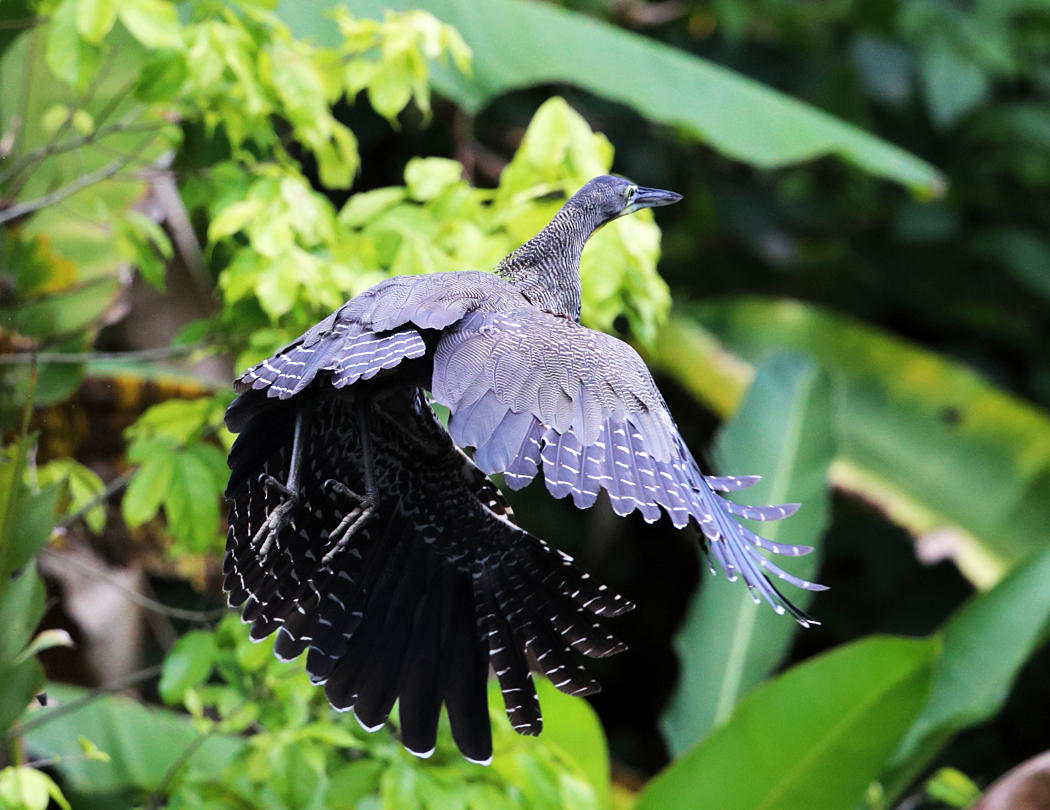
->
xmin=119 ymin=0 xmax=184 ymax=50
xmin=0 ymin=767 xmax=71 ymax=810
xmin=75 ymin=0 xmax=118 ymax=44
xmin=45 ymin=0 xmax=102 ymax=88
xmin=405 ymin=157 xmax=464 ymax=202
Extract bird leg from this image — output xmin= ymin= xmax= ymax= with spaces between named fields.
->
xmin=252 ymin=409 xmax=307 ymax=560
xmin=321 ymin=406 xmax=378 ymax=565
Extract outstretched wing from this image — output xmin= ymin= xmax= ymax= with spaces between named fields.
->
xmin=233 ymin=271 xmax=522 ymax=400
xmin=224 ymin=388 xmax=632 ymax=763
xmin=432 ymin=308 xmax=825 ymax=623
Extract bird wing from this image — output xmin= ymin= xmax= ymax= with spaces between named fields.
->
xmin=233 ymin=271 xmax=521 ymax=400
xmin=224 ymin=388 xmax=631 ymax=762
xmin=432 ymin=308 xmax=825 ymax=622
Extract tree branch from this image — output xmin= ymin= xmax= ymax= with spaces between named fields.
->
xmin=0 ymin=345 xmax=201 ymax=366
xmin=0 ymin=118 xmax=169 ymax=187
xmin=40 ymin=548 xmax=228 ymax=623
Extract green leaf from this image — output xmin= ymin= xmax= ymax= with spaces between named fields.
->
xmin=122 ymin=451 xmax=175 ymax=527
xmin=327 ymin=761 xmax=383 ymax=810
xmin=46 ymin=0 xmax=103 ymax=88
xmin=882 ymin=548 xmax=1050 ymax=799
xmin=118 ymin=0 xmax=184 ymax=50
xmin=274 ymin=744 xmax=328 ymax=810
xmin=208 ymin=199 xmax=267 ymax=242
xmin=3 ymin=483 xmax=63 ymax=581
xmin=0 ymin=767 xmax=71 ymax=810
xmin=166 ymin=449 xmax=223 ymax=551
xmin=0 ymin=568 xmax=46 ymax=665
xmin=75 ymin=0 xmax=118 ymax=45
xmin=638 ymin=637 xmax=938 ymax=810
xmin=255 ymin=258 xmax=301 ymax=320
xmin=921 ymin=38 xmax=990 ymax=130
xmin=661 ymin=352 xmax=836 ymax=756
xmin=339 ymin=187 xmax=407 ymax=228
xmin=287 ymin=0 xmax=946 ymax=195
xmin=366 ymin=58 xmax=413 ymax=121
xmin=0 ymin=568 xmax=46 ymax=734
xmin=533 ymin=677 xmax=610 ymax=808
xmin=15 ymin=628 xmax=75 ymax=664
xmin=658 ymin=300 xmax=1050 ymax=587
xmin=24 ymin=683 xmax=244 ymax=794
xmin=925 ymin=767 xmax=981 ymax=807
xmin=37 ymin=459 xmax=107 ymax=534
xmin=159 ymin=630 xmax=219 ymax=704
xmin=78 ymin=736 xmax=112 ymax=763
xmin=404 ymin=157 xmax=464 ymax=202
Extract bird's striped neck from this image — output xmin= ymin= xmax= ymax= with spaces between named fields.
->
xmin=495 ymin=203 xmax=601 ymax=322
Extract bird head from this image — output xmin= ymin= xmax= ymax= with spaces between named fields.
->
xmin=567 ymin=175 xmax=682 ymax=225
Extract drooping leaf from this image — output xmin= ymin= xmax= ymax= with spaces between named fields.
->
xmin=280 ymin=0 xmax=945 ymax=195
xmin=881 ymin=548 xmax=1050 ymax=800
xmin=661 ymin=352 xmax=836 ymax=756
xmin=638 ymin=637 xmax=937 ymax=810
xmin=122 ymin=450 xmax=176 ymax=528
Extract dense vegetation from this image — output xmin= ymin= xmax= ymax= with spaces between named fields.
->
xmin=2 ymin=0 xmax=1048 ymax=807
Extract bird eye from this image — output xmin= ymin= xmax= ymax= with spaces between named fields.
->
xmin=624 ymin=185 xmax=637 ymax=201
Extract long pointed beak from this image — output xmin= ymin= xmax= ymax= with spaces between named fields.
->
xmin=626 ymin=186 xmax=682 ymax=214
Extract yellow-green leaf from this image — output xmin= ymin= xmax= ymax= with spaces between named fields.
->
xmin=119 ymin=0 xmax=183 ymax=50
xmin=122 ymin=452 xmax=175 ymax=528
xmin=75 ymin=0 xmax=118 ymax=45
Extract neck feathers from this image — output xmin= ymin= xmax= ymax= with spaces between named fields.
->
xmin=495 ymin=203 xmax=601 ymax=321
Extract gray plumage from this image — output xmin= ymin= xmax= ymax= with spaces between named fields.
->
xmin=225 ymin=174 xmax=825 ymax=763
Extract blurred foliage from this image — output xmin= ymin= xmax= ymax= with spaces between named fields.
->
xmin=661 ymin=352 xmax=836 ymax=756
xmin=2 ymin=0 xmax=1049 ymax=808
xmin=26 ymin=617 xmax=609 ymax=809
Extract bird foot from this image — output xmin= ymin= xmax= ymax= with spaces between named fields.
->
xmin=322 ymin=479 xmax=376 ymax=564
xmin=252 ymin=474 xmax=299 ymax=560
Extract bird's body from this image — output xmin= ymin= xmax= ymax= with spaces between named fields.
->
xmin=223 ymin=175 xmax=825 ymax=763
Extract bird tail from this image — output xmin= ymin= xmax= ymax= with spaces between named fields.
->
xmin=223 ymin=390 xmax=632 ymax=763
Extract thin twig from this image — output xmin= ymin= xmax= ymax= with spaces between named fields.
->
xmin=3 ymin=664 xmax=164 ymax=742
xmin=5 ymin=49 xmax=123 ymax=201
xmin=0 ymin=345 xmax=201 ymax=366
xmin=0 ymin=119 xmax=169 ymax=187
xmin=40 ymin=548 xmax=228 ymax=623
xmin=0 ymin=154 xmax=141 ymax=225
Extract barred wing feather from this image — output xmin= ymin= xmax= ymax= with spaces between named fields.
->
xmin=432 ymin=309 xmax=825 ymax=624
xmin=233 ymin=272 xmax=522 ymax=400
